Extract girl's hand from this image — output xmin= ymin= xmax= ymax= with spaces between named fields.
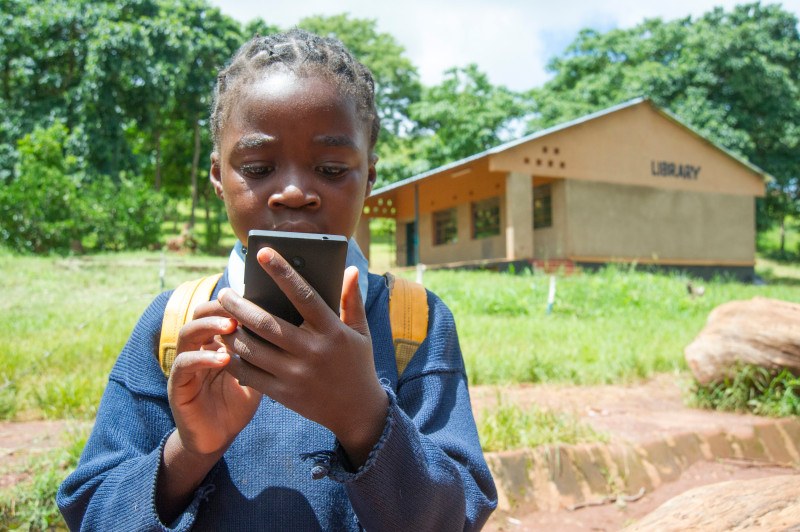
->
xmin=168 ymin=304 xmax=262 ymax=456
xmin=217 ymin=248 xmax=389 ymax=467
xmin=158 ymin=302 xmax=263 ymax=523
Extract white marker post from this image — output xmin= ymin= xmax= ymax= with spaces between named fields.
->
xmin=546 ymin=275 xmax=556 ymax=315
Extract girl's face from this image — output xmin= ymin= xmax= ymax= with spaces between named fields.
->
xmin=210 ymin=70 xmax=377 ymax=245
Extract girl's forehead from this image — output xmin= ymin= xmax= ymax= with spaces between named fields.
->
xmin=229 ymin=71 xmax=357 ymax=122
xmin=219 ymin=70 xmax=371 ymax=153
xmin=223 ymin=71 xmax=364 ymax=134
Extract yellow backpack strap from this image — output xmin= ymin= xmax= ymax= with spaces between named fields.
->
xmin=158 ymin=273 xmax=223 ymax=377
xmin=385 ymin=272 xmax=429 ymax=378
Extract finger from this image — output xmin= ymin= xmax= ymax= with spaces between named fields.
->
xmin=224 ymin=350 xmax=276 ymax=396
xmin=191 ymin=299 xmax=233 ymax=321
xmin=218 ymin=327 xmax=290 ymax=376
xmin=340 ymin=266 xmax=370 ymax=337
xmin=257 ymin=247 xmax=333 ymax=327
xmin=177 ymin=316 xmax=238 ymax=353
xmin=216 ymin=288 xmax=296 ymax=352
xmin=169 ymin=349 xmax=229 ymax=390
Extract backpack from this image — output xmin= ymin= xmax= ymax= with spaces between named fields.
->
xmin=158 ymin=272 xmax=428 ymax=379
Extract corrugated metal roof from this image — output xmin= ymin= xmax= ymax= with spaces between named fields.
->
xmin=369 ymin=97 xmax=772 ymax=198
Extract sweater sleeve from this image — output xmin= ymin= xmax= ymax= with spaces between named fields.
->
xmin=328 ymin=288 xmax=497 ymax=531
xmin=56 ymin=293 xmax=214 ymax=531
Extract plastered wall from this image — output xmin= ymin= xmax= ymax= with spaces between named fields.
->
xmin=564 ymin=180 xmax=756 ymax=264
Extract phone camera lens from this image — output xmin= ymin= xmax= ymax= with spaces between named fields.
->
xmin=291 ymin=256 xmax=305 ymax=270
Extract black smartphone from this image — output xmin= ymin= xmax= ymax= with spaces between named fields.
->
xmin=244 ymin=230 xmax=348 ymax=326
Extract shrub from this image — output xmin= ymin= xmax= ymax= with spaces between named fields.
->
xmin=0 ymin=122 xmax=165 ymax=254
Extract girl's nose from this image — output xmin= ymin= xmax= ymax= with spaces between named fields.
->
xmin=267 ymin=183 xmax=321 ymax=210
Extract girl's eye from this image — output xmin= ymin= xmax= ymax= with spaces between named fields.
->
xmin=239 ymin=164 xmax=274 ymax=178
xmin=317 ymin=166 xmax=347 ymax=178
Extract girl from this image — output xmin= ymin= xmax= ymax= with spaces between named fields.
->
xmin=58 ymin=29 xmax=496 ymax=531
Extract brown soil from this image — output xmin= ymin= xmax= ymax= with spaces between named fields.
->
xmin=2 ymin=374 xmax=797 ymax=531
xmin=473 ymin=374 xmax=800 ymax=531
xmin=0 ymin=420 xmax=92 ymax=491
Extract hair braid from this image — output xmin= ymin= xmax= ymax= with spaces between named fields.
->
xmin=210 ymin=29 xmax=380 ymax=151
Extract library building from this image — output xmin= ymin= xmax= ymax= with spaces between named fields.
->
xmin=355 ymin=98 xmax=768 ymax=281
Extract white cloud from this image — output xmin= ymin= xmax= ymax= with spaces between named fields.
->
xmin=208 ymin=0 xmax=800 ymax=91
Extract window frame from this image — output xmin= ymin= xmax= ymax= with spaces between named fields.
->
xmin=433 ymin=207 xmax=458 ymax=246
xmin=533 ymin=184 xmax=553 ymax=229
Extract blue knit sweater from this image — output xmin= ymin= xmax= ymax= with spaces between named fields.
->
xmin=57 ymin=272 xmax=497 ymax=531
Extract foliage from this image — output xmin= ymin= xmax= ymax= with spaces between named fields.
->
xmin=0 ymin=0 xmax=246 ymax=253
xmin=688 ymin=366 xmax=800 ymax=417
xmin=409 ymin=64 xmax=531 ymax=169
xmin=478 ymin=394 xmax=605 ymax=452
xmin=532 ymin=3 xmax=800 ymax=235
xmin=297 ymin=13 xmax=422 ymax=147
xmin=757 ymin=216 xmax=800 ymax=263
xmin=0 ymin=123 xmax=164 ymax=254
xmin=0 ymin=122 xmax=84 ymax=253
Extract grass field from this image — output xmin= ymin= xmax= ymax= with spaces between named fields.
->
xmin=3 ymin=236 xmax=800 ymax=529
xmin=3 ymin=244 xmax=800 ymax=421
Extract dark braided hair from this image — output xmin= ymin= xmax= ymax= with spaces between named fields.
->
xmin=211 ymin=29 xmax=380 ymax=152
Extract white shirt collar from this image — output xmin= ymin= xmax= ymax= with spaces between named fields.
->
xmin=226 ymin=238 xmax=369 ymax=305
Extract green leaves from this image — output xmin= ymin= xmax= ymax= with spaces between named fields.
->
xmin=533 ymin=3 xmax=800 ymax=234
xmin=409 ymin=64 xmax=532 ymax=169
xmin=0 ymin=122 xmax=165 ymax=254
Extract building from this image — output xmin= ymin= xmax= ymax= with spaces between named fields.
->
xmin=356 ymin=98 xmax=769 ymax=280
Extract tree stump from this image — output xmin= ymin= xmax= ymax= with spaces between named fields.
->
xmin=624 ymin=475 xmax=800 ymax=531
xmin=684 ymin=297 xmax=800 ymax=385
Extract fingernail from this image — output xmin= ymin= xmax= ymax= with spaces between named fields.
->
xmin=259 ymin=247 xmax=274 ymax=263
xmin=215 ymin=352 xmax=228 ymax=362
xmin=219 ymin=318 xmax=234 ymax=329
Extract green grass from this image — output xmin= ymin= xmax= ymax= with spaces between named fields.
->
xmin=415 ymin=263 xmax=800 ymax=387
xmin=688 ymin=366 xmax=800 ymax=417
xmin=4 ymin=247 xmax=800 ymax=420
xmin=3 ymin=244 xmax=800 ymax=530
xmin=478 ymin=394 xmax=606 ymax=452
xmin=0 ymin=248 xmax=226 ymax=421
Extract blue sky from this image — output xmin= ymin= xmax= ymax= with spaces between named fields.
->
xmin=207 ymin=0 xmax=800 ymax=92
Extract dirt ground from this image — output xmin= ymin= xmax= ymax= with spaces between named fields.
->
xmin=2 ymin=374 xmax=798 ymax=531
xmin=473 ymin=374 xmax=800 ymax=531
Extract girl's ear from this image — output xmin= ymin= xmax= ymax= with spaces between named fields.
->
xmin=365 ymin=153 xmax=378 ymax=197
xmin=209 ymin=152 xmax=224 ymax=200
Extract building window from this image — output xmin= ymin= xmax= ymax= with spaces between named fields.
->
xmin=433 ymin=208 xmax=458 ymax=245
xmin=472 ymin=196 xmax=501 ymax=239
xmin=533 ymin=184 xmax=552 ymax=229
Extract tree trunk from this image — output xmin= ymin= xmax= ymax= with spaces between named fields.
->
xmin=780 ymin=217 xmax=786 ymax=255
xmin=154 ymin=127 xmax=162 ymax=191
xmin=189 ymin=113 xmax=200 ymax=228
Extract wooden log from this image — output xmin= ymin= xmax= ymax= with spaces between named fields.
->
xmin=684 ymin=297 xmax=800 ymax=385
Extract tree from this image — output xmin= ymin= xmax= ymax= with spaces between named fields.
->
xmin=0 ymin=122 xmax=164 ymax=254
xmin=0 ymin=0 xmax=246 ymax=253
xmin=409 ymin=64 xmax=531 ymax=169
xmin=297 ymin=14 xmax=421 ymax=147
xmin=157 ymin=0 xmax=244 ymax=229
xmin=532 ymin=3 xmax=800 ymax=245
